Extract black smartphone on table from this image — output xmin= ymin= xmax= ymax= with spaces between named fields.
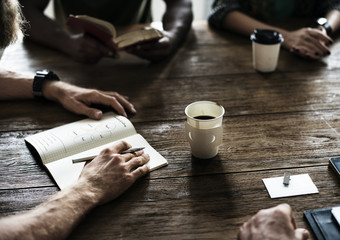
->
xmin=329 ymin=157 xmax=340 ymax=178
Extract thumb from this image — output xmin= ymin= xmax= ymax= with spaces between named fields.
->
xmin=86 ymin=108 xmax=103 ymax=120
xmin=68 ymin=101 xmax=103 ymax=119
xmin=295 ymin=228 xmax=310 ymax=240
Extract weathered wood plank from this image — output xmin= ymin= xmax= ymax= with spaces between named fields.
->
xmin=1 ymin=110 xmax=340 ymax=190
xmin=2 ymin=69 xmax=340 ymax=130
xmin=2 ymin=22 xmax=340 ymax=80
xmin=1 ymin=167 xmax=338 ymax=239
xmin=1 ymin=21 xmax=340 ymax=240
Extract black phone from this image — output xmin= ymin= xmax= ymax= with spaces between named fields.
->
xmin=329 ymin=157 xmax=340 ymax=178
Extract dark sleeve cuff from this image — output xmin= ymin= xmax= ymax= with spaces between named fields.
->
xmin=315 ymin=0 xmax=340 ymax=16
xmin=208 ymin=2 xmax=241 ymax=29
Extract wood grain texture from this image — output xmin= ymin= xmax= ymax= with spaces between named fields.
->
xmin=1 ymin=21 xmax=340 ymax=239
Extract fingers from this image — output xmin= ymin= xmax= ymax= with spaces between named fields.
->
xmin=70 ymin=34 xmax=116 ymax=64
xmin=126 ymin=35 xmax=171 ymax=61
xmin=85 ymin=91 xmax=127 ymax=118
xmin=308 ymin=29 xmax=333 ymax=44
xmin=61 ymin=96 xmax=97 ymax=117
xmin=107 ymin=142 xmax=150 ymax=174
xmin=62 ymin=88 xmax=136 ymax=120
xmin=302 ymin=36 xmax=330 ymax=58
xmin=291 ymin=28 xmax=333 ymax=59
xmin=126 ymin=152 xmax=150 ymax=168
xmin=82 ymin=34 xmax=118 ymax=58
xmin=108 ymin=141 xmax=132 ymax=154
xmin=104 ymin=144 xmax=150 ymax=177
xmin=86 ymin=90 xmax=137 ymax=118
xmin=238 ymin=204 xmax=305 ymax=240
xmin=130 ymin=40 xmax=161 ymax=51
xmin=109 ymin=92 xmax=136 ymax=115
xmin=101 ymin=141 xmax=147 ymax=161
xmin=295 ymin=228 xmax=310 ymax=240
xmin=94 ymin=141 xmax=131 ymax=162
xmin=276 ymin=203 xmax=297 ymax=229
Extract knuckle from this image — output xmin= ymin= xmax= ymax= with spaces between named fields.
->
xmin=134 ymin=156 xmax=146 ymax=165
xmin=121 ymin=140 xmax=130 ymax=149
xmin=89 ymin=89 xmax=101 ymax=96
xmin=135 ymin=167 xmax=145 ymax=176
xmin=272 ymin=207 xmax=286 ymax=217
xmin=100 ymin=147 xmax=111 ymax=156
xmin=136 ymin=157 xmax=144 ymax=166
xmin=122 ymin=173 xmax=134 ymax=182
xmin=111 ymin=154 xmax=122 ymax=162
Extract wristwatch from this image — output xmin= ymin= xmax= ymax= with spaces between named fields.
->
xmin=316 ymin=17 xmax=332 ymax=35
xmin=33 ymin=69 xmax=60 ymax=100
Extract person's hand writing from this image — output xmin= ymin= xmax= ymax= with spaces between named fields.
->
xmin=65 ymin=33 xmax=118 ymax=64
xmin=43 ymin=81 xmax=136 ymax=119
xmin=282 ymin=27 xmax=333 ymax=60
xmin=238 ymin=203 xmax=310 ymax=240
xmin=125 ymin=30 xmax=175 ymax=62
xmin=75 ymin=141 xmax=150 ymax=205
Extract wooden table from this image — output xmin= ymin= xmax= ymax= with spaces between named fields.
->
xmin=1 ymin=21 xmax=340 ymax=239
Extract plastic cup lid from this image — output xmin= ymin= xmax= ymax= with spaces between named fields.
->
xmin=250 ymin=29 xmax=284 ymax=44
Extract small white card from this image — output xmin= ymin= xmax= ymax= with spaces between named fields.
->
xmin=262 ymin=173 xmax=319 ymax=199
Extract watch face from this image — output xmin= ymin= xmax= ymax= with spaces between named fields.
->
xmin=36 ymin=69 xmax=49 ymax=76
xmin=317 ymin=18 xmax=327 ymax=25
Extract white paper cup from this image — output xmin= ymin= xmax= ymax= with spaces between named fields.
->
xmin=185 ymin=101 xmax=225 ymax=159
xmin=251 ymin=29 xmax=284 ymax=72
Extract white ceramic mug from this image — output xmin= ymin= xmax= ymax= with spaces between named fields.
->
xmin=185 ymin=101 xmax=225 ymax=159
xmin=250 ymin=29 xmax=284 ymax=72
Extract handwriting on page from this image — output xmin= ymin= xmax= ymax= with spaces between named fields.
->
xmin=27 ymin=115 xmax=136 ymax=163
xmin=72 ymin=122 xmax=116 ymax=144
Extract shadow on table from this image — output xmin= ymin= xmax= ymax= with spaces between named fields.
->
xmin=188 ymin=155 xmax=236 ymax=228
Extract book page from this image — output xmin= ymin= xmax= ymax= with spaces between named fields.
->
xmin=25 ymin=113 xmax=136 ymax=164
xmin=46 ymin=134 xmax=168 ymax=189
xmin=115 ymin=28 xmax=162 ymax=49
xmin=71 ymin=15 xmax=116 ymax=38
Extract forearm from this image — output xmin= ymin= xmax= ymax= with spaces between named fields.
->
xmin=162 ymin=0 xmax=193 ymax=48
xmin=223 ymin=11 xmax=287 ymax=36
xmin=0 ymin=68 xmax=64 ymax=102
xmin=19 ymin=0 xmax=72 ymax=55
xmin=326 ymin=9 xmax=340 ymax=33
xmin=0 ymin=184 xmax=95 ymax=240
xmin=0 ymin=68 xmax=60 ymax=100
xmin=222 ymin=11 xmax=290 ymax=48
xmin=0 ymin=68 xmax=34 ymax=99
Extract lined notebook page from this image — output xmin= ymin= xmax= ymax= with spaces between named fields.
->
xmin=25 ymin=113 xmax=136 ymax=164
xmin=45 ymin=134 xmax=168 ymax=189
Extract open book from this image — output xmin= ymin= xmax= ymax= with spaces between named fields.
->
xmin=25 ymin=113 xmax=168 ymax=190
xmin=66 ymin=15 xmax=163 ymax=51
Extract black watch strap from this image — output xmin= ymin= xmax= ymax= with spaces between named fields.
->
xmin=322 ymin=22 xmax=332 ymax=35
xmin=317 ymin=18 xmax=332 ymax=35
xmin=33 ymin=69 xmax=60 ymax=100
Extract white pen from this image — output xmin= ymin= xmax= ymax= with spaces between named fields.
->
xmin=72 ymin=147 xmax=145 ymax=164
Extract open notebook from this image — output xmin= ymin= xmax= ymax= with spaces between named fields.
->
xmin=25 ymin=113 xmax=168 ymax=189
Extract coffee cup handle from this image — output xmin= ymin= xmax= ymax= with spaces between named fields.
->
xmin=185 ymin=122 xmax=193 ymax=142
xmin=212 ymin=126 xmax=223 ymax=147
xmin=185 ymin=122 xmax=223 ymax=147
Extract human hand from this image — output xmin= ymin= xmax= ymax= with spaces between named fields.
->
xmin=65 ymin=33 xmax=118 ymax=64
xmin=282 ymin=27 xmax=333 ymax=60
xmin=238 ymin=204 xmax=310 ymax=240
xmin=125 ymin=30 xmax=175 ymax=61
xmin=43 ymin=81 xmax=136 ymax=119
xmin=76 ymin=141 xmax=150 ymax=205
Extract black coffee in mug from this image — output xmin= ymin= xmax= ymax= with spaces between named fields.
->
xmin=194 ymin=115 xmax=215 ymax=120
